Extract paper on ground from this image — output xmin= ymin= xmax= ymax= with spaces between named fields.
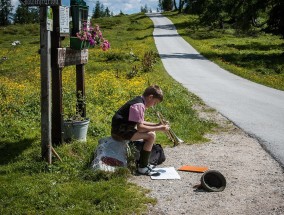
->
xmin=151 ymin=167 xmax=181 ymax=180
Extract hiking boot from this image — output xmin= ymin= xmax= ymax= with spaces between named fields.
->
xmin=137 ymin=165 xmax=160 ymax=176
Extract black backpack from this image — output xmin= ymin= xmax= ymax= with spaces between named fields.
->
xmin=129 ymin=141 xmax=166 ymax=165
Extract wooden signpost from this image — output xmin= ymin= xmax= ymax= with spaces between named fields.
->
xmin=21 ymin=0 xmax=89 ymax=164
xmin=58 ymin=48 xmax=88 ymax=68
xmin=39 ymin=6 xmax=52 ymax=164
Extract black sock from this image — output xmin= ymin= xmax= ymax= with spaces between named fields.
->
xmin=139 ymin=149 xmax=150 ymax=168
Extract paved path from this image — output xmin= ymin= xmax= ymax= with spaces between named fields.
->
xmin=148 ymin=13 xmax=284 ymax=167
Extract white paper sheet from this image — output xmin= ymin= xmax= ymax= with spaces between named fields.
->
xmin=150 ymin=167 xmax=181 ymax=180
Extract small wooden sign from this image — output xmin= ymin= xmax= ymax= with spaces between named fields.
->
xmin=20 ymin=0 xmax=61 ymax=6
xmin=58 ymin=48 xmax=88 ymax=68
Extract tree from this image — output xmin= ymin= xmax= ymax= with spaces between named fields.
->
xmin=0 ymin=0 xmax=13 ymax=25
xmin=100 ymin=3 xmax=104 ymax=17
xmin=226 ymin=0 xmax=268 ymax=31
xmin=159 ymin=0 xmax=173 ymax=11
xmin=267 ymin=0 xmax=284 ymax=37
xmin=92 ymin=1 xmax=101 ymax=18
xmin=196 ymin=0 xmax=227 ymax=28
xmin=178 ymin=0 xmax=185 ymax=13
xmin=173 ymin=0 xmax=178 ymax=10
xmin=14 ymin=4 xmax=39 ymax=24
xmin=92 ymin=1 xmax=112 ymax=18
xmin=141 ymin=4 xmax=148 ymax=13
xmin=183 ymin=0 xmax=284 ymax=38
xmin=186 ymin=0 xmax=267 ymax=30
xmin=105 ymin=7 xmax=110 ymax=17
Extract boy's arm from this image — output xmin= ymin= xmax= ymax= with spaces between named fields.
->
xmin=137 ymin=122 xmax=169 ymax=132
xmin=143 ymin=121 xmax=160 ymax=126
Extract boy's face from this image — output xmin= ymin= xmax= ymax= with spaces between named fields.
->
xmin=145 ymin=95 xmax=161 ymax=108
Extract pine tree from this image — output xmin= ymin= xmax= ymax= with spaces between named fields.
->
xmin=14 ymin=4 xmax=39 ymax=24
xmin=141 ymin=4 xmax=148 ymax=13
xmin=100 ymin=3 xmax=105 ymax=17
xmin=159 ymin=0 xmax=173 ymax=11
xmin=92 ymin=1 xmax=112 ymax=18
xmin=92 ymin=1 xmax=101 ymax=18
xmin=267 ymin=0 xmax=284 ymax=37
xmin=0 ymin=0 xmax=13 ymax=25
xmin=105 ymin=7 xmax=110 ymax=17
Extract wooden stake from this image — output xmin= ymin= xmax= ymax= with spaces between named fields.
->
xmin=51 ymin=146 xmax=63 ymax=162
xmin=40 ymin=6 xmax=52 ymax=164
xmin=51 ymin=6 xmax=63 ymax=146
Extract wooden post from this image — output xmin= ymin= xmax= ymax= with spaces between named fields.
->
xmin=76 ymin=64 xmax=86 ymax=118
xmin=51 ymin=6 xmax=63 ymax=145
xmin=40 ymin=6 xmax=52 ymax=164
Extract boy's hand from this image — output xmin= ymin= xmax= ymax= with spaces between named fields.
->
xmin=158 ymin=120 xmax=169 ymax=126
xmin=163 ymin=120 xmax=170 ymax=125
xmin=163 ymin=124 xmax=170 ymax=131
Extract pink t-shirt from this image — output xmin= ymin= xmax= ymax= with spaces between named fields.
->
xmin=128 ymin=103 xmax=145 ymax=123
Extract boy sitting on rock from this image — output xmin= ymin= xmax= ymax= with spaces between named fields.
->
xmin=111 ymin=85 xmax=169 ymax=176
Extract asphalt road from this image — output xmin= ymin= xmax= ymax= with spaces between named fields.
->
xmin=148 ymin=13 xmax=284 ymax=167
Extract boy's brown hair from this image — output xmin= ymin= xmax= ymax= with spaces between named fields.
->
xmin=143 ymin=85 xmax=163 ymax=102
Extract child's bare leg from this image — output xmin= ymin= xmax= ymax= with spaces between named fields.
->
xmin=131 ymin=131 xmax=156 ymax=150
xmin=142 ymin=131 xmax=156 ymax=151
xmin=131 ymin=131 xmax=156 ymax=168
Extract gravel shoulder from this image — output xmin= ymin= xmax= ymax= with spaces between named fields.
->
xmin=129 ymin=105 xmax=284 ymax=215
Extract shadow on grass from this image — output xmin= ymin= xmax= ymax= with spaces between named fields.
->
xmin=225 ymin=43 xmax=284 ymax=51
xmin=135 ymin=34 xmax=153 ymax=40
xmin=203 ymin=51 xmax=284 ymax=73
xmin=0 ymin=138 xmax=35 ymax=165
xmin=133 ymin=14 xmax=148 ymax=21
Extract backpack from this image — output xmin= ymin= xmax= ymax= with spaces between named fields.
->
xmin=129 ymin=141 xmax=166 ymax=165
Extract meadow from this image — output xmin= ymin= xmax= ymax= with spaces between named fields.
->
xmin=1 ymin=11 xmax=283 ymax=214
xmin=0 ymin=13 xmax=214 ymax=214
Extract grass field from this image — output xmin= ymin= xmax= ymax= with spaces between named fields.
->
xmin=0 ymin=11 xmax=283 ymax=214
xmin=0 ymin=13 xmax=215 ymax=214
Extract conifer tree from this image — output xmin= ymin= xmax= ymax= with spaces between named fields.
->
xmin=159 ymin=0 xmax=173 ymax=11
xmin=14 ymin=4 xmax=39 ymax=24
xmin=0 ymin=0 xmax=13 ymax=25
xmin=105 ymin=7 xmax=110 ymax=17
xmin=93 ymin=1 xmax=101 ymax=18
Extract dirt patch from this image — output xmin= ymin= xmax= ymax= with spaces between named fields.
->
xmin=129 ymin=106 xmax=284 ymax=215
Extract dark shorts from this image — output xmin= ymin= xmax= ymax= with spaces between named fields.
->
xmin=111 ymin=123 xmax=137 ymax=141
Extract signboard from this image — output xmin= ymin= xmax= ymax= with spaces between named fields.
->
xmin=58 ymin=48 xmax=88 ymax=68
xmin=47 ymin=7 xmax=53 ymax=31
xmin=19 ymin=0 xmax=61 ymax=6
xmin=59 ymin=6 xmax=70 ymax=36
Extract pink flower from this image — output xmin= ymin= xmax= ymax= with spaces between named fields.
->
xmin=101 ymin=39 xmax=110 ymax=51
xmin=75 ymin=23 xmax=110 ymax=51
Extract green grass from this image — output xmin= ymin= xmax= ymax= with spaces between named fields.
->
xmin=0 ymin=13 xmax=215 ymax=214
xmin=163 ymin=11 xmax=284 ymax=91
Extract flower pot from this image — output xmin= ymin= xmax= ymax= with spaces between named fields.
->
xmin=63 ymin=118 xmax=90 ymax=142
xmin=70 ymin=37 xmax=90 ymax=50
